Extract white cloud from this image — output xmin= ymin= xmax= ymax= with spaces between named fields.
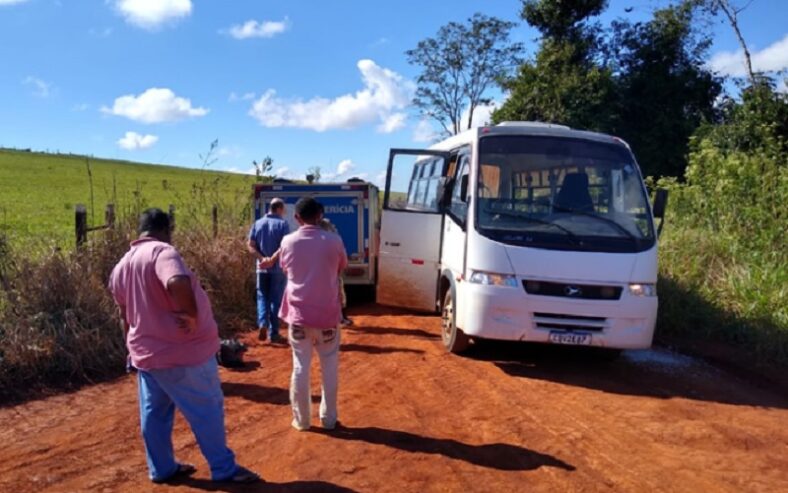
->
xmin=412 ymin=119 xmax=439 ymax=143
xmin=461 ymin=101 xmax=498 ymax=129
xmin=374 ymin=171 xmax=387 ymax=187
xmin=377 ymin=112 xmax=407 ymax=133
xmin=224 ymin=166 xmax=257 ymax=176
xmin=102 ymin=88 xmax=208 ymax=124
xmin=228 ymin=91 xmax=256 ymax=102
xmin=117 ymin=131 xmax=158 ymax=150
xmin=709 ymin=34 xmax=788 ymax=77
xmin=227 ymin=18 xmax=289 ymax=40
xmin=337 ymin=159 xmax=354 ymax=175
xmin=320 ymin=159 xmax=359 ymax=182
xmin=249 ymin=59 xmax=414 ymax=132
xmin=22 ymin=76 xmax=54 ymax=98
xmin=778 ymin=79 xmax=787 ymax=94
xmin=0 ymin=0 xmax=30 ymax=6
xmin=114 ymin=0 xmax=192 ymax=30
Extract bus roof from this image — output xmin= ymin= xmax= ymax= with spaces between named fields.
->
xmin=427 ymin=121 xmax=629 ymax=151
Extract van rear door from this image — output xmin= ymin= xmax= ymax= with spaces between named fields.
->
xmin=377 ymin=149 xmax=450 ymax=312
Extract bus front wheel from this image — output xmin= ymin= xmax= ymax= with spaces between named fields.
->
xmin=441 ymin=289 xmax=470 ymax=354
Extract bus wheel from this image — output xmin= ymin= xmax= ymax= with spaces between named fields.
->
xmin=441 ymin=289 xmax=470 ymax=354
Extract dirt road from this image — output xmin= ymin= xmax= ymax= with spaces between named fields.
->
xmin=1 ymin=304 xmax=787 ymax=493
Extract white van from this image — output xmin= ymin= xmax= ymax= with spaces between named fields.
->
xmin=376 ymin=122 xmax=668 ymax=355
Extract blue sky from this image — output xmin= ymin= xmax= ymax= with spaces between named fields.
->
xmin=1 ymin=0 xmax=786 ymax=183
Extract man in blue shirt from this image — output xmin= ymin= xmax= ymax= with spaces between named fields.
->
xmin=247 ymin=198 xmax=290 ymax=343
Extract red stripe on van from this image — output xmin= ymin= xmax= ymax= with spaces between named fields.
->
xmin=411 ymin=259 xmax=424 ymax=265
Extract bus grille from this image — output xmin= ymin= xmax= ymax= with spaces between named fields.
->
xmin=523 ymin=280 xmax=622 ymax=300
xmin=533 ymin=312 xmax=607 ymax=332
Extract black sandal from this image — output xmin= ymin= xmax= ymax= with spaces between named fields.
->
xmin=152 ymin=463 xmax=197 ymax=484
xmin=218 ymin=465 xmax=261 ymax=484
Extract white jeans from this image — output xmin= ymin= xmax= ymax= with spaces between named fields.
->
xmin=288 ymin=324 xmax=340 ymax=429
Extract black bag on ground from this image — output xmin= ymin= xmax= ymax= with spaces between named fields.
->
xmin=217 ymin=338 xmax=247 ymax=368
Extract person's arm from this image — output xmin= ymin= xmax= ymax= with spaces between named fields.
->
xmin=118 ymin=305 xmax=130 ymax=339
xmin=155 ymin=247 xmax=197 ymax=334
xmin=167 ymin=275 xmax=198 ymax=333
xmin=336 ymin=239 xmax=348 ymax=274
xmin=247 ymin=239 xmax=262 ymax=257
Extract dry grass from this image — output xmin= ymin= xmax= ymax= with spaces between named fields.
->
xmin=0 ymin=217 xmax=256 ymax=405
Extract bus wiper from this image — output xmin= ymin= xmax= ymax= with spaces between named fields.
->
xmin=552 ymin=206 xmax=640 ymax=243
xmin=485 ymin=208 xmax=581 ymax=242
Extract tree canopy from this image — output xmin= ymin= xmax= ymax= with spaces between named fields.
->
xmin=406 ymin=13 xmax=522 ymax=136
xmin=494 ymin=0 xmax=721 ymax=177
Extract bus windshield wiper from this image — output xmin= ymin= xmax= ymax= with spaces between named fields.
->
xmin=485 ymin=208 xmax=581 ymax=242
xmin=552 ymin=206 xmax=640 ymax=243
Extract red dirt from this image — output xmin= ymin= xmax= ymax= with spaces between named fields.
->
xmin=1 ymin=304 xmax=787 ymax=492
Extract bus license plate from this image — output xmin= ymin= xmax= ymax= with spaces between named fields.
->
xmin=548 ymin=331 xmax=592 ymax=346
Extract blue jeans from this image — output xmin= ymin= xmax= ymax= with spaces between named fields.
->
xmin=137 ymin=357 xmax=237 ymax=482
xmin=257 ymin=271 xmax=286 ymax=337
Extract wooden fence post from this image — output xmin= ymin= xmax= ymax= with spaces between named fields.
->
xmin=168 ymin=204 xmax=176 ymax=231
xmin=75 ymin=204 xmax=87 ymax=248
xmin=105 ymin=203 xmax=115 ymax=229
xmin=212 ymin=205 xmax=218 ymax=239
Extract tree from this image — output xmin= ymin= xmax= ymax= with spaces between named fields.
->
xmin=253 ymin=156 xmax=273 ymax=183
xmin=406 ymin=13 xmax=522 ymax=135
xmin=609 ymin=2 xmax=721 ymax=177
xmin=199 ymin=139 xmax=219 ymax=169
xmin=493 ymin=0 xmax=616 ymax=131
xmin=496 ymin=0 xmax=721 ymax=177
xmin=696 ymin=0 xmax=756 ymax=85
xmin=307 ymin=166 xmax=321 ymax=183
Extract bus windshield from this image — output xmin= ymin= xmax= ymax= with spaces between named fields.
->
xmin=476 ymin=135 xmax=655 ymax=253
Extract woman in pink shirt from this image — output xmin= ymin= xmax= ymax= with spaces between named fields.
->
xmin=278 ymin=197 xmax=348 ymax=431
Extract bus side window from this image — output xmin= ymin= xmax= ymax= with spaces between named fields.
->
xmin=448 ymin=154 xmax=470 ymax=224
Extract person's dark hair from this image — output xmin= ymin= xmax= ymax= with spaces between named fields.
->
xmin=138 ymin=208 xmax=171 ymax=235
xmin=295 ymin=197 xmax=322 ymax=223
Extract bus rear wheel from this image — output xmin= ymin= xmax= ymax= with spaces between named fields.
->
xmin=441 ymin=289 xmax=470 ymax=354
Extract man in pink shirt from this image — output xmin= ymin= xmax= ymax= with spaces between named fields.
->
xmin=109 ymin=208 xmax=258 ymax=485
xmin=279 ymin=197 xmax=348 ymax=431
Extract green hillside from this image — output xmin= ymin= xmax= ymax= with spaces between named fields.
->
xmin=0 ymin=149 xmax=257 ymax=250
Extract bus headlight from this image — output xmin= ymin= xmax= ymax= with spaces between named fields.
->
xmin=469 ymin=271 xmax=518 ymax=287
xmin=628 ymin=283 xmax=657 ymax=297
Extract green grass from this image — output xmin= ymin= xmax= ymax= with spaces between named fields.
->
xmin=656 ymin=219 xmax=788 ymax=369
xmin=0 ymin=149 xmax=257 ymax=251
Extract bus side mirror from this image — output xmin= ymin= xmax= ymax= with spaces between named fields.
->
xmin=460 ymin=174 xmax=469 ymax=203
xmin=652 ymin=188 xmax=668 ymax=236
xmin=652 ymin=189 xmax=668 ymax=218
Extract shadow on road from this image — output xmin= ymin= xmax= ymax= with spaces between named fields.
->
xmin=172 ymin=478 xmax=360 ymax=492
xmin=221 ymin=382 xmax=289 ymax=405
xmin=469 ymin=341 xmax=788 ymax=409
xmin=345 ymin=325 xmax=440 ymax=340
xmin=340 ymin=343 xmax=425 ymax=355
xmin=313 ymin=425 xmax=575 ymax=472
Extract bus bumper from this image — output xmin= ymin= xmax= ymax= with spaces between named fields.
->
xmin=458 ymin=283 xmax=658 ymax=350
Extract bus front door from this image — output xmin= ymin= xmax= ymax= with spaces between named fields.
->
xmin=376 ymin=149 xmax=450 ymax=312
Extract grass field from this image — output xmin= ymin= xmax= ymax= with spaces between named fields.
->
xmin=0 ymin=149 xmax=257 ymax=250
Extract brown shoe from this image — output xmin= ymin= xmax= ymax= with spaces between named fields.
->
xmin=258 ymin=327 xmax=268 ymax=341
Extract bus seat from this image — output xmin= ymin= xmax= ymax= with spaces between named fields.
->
xmin=554 ymin=172 xmax=594 ymax=212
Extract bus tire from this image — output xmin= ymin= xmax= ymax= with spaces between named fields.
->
xmin=441 ymin=289 xmax=470 ymax=354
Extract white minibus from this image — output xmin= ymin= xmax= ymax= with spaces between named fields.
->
xmin=376 ymin=122 xmax=668 ymax=356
